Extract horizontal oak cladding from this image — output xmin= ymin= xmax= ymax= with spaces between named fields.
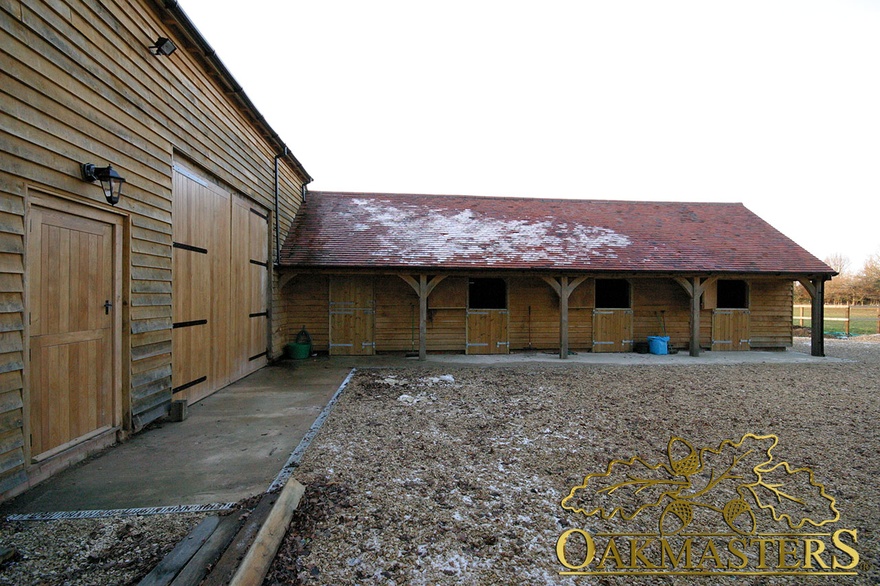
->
xmin=0 ymin=274 xmax=23 ymax=295
xmin=130 ymin=305 xmax=171 ymax=321
xmin=632 ymin=279 xmax=691 ymax=345
xmin=509 ymin=278 xmax=559 ymax=350
xmin=131 ymin=341 xmax=170 ymax=362
xmin=1 ymin=0 xmax=308 ymax=498
xmin=426 ymin=312 xmax=467 ymax=352
xmin=131 ymin=252 xmax=171 ymax=270
xmin=0 ymin=445 xmax=24 ymax=477
xmin=750 ymin=279 xmax=793 ymax=347
xmin=0 ymin=352 xmax=24 ymax=375
xmin=283 ymin=275 xmax=801 ymax=354
xmin=130 ymin=352 xmax=171 ymax=376
xmin=374 ymin=277 xmax=418 ymax=352
xmin=284 ymin=274 xmax=329 ymax=352
xmin=131 ymin=364 xmax=172 ymax=391
xmin=131 ymin=293 xmax=172 ymax=307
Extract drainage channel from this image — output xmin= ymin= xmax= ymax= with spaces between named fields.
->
xmin=266 ymin=367 xmax=356 ymax=493
xmin=6 ymin=502 xmax=237 ymax=522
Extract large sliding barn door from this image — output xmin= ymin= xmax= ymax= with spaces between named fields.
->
xmin=592 ymin=309 xmax=633 ymax=352
xmin=172 ymin=165 xmax=269 ymax=404
xmin=466 ymin=309 xmax=509 ymax=354
xmin=712 ymin=309 xmax=750 ymax=351
xmin=28 ymin=197 xmax=122 ymax=460
xmin=230 ymin=194 xmax=269 ymax=378
xmin=329 ymin=276 xmax=374 ymax=355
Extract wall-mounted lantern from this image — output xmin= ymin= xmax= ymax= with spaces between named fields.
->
xmin=81 ymin=163 xmax=126 ymax=205
xmin=149 ymin=36 xmax=177 ymax=57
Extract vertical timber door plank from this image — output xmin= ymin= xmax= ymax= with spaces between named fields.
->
xmin=28 ymin=197 xmax=122 ymax=460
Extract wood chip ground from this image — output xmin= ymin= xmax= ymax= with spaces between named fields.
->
xmin=0 ymin=338 xmax=876 ymax=585
xmin=268 ymin=338 xmax=879 ymax=585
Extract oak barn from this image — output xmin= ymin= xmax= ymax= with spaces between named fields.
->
xmin=0 ymin=0 xmax=311 ymax=499
xmin=278 ymin=193 xmax=834 ymax=360
xmin=1 ymin=0 xmax=833 ymax=501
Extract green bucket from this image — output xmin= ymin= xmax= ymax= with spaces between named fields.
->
xmin=288 ymin=342 xmax=311 ymax=360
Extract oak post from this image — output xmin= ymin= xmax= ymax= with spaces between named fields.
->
xmin=689 ymin=277 xmax=701 ymax=357
xmin=811 ymin=278 xmax=825 ymax=357
xmin=399 ymin=274 xmax=446 ymax=361
xmin=419 ymin=275 xmax=428 ymax=361
xmin=542 ymin=276 xmax=588 ymax=359
xmin=559 ymin=277 xmax=569 ymax=359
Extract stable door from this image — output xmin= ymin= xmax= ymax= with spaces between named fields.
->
xmin=329 ymin=277 xmax=375 ymax=355
xmin=712 ymin=309 xmax=751 ymax=351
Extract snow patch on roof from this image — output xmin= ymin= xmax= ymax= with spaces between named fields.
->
xmin=350 ymin=198 xmax=630 ymax=266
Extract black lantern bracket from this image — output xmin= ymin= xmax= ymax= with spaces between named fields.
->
xmin=81 ymin=163 xmax=126 ymax=205
xmin=149 ymin=36 xmax=177 ymax=56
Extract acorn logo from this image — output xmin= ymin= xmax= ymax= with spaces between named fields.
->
xmin=555 ymin=434 xmax=861 ymax=577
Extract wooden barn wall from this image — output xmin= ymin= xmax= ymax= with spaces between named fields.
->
xmin=749 ymin=279 xmax=793 ymax=348
xmin=509 ymin=278 xmax=558 ymax=350
xmin=568 ymin=277 xmax=595 ymax=349
xmin=374 ymin=277 xmax=418 ymax=352
xmin=282 ymin=275 xmax=797 ymax=355
xmin=0 ymin=0 xmax=306 ymax=496
xmin=424 ymin=277 xmax=467 ymax=352
xmin=632 ymin=279 xmax=692 ymax=348
xmin=282 ymin=275 xmax=330 ymax=353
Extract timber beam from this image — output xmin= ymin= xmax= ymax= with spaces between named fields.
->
xmin=674 ymin=276 xmax=717 ymax=357
xmin=277 ymin=272 xmax=297 ymax=291
xmin=541 ymin=276 xmax=589 ymax=359
xmin=797 ymin=277 xmax=826 ymax=357
xmin=399 ymin=274 xmax=447 ymax=361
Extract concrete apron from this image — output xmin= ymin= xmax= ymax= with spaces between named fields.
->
xmin=1 ymin=347 xmax=838 ymax=515
xmin=2 ymin=360 xmax=353 ymax=515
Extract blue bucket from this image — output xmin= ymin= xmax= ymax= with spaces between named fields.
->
xmin=647 ymin=336 xmax=669 ymax=355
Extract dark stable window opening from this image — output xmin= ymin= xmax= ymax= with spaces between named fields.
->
xmin=717 ymin=279 xmax=749 ymax=308
xmin=595 ymin=279 xmax=631 ymax=309
xmin=469 ymin=278 xmax=507 ymax=309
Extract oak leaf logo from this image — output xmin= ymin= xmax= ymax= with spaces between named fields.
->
xmin=560 ymin=433 xmax=839 ymax=535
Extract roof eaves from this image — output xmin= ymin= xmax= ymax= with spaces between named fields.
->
xmin=156 ymin=0 xmax=312 ymax=183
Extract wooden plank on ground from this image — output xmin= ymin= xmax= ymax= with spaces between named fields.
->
xmin=200 ymin=494 xmax=278 ymax=586
xmin=170 ymin=513 xmax=242 ymax=586
xmin=229 ymin=479 xmax=305 ymax=586
xmin=137 ymin=515 xmax=220 ymax=586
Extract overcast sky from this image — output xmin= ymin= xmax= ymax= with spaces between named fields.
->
xmin=178 ymin=0 xmax=880 ymax=271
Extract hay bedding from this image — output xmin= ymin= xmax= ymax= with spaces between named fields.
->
xmin=270 ymin=339 xmax=880 ymax=585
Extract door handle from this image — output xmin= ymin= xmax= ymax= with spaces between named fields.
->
xmin=104 ymin=300 xmax=113 ymax=315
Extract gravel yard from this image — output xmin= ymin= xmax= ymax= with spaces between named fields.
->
xmin=269 ymin=338 xmax=880 ymax=585
xmin=0 ymin=512 xmax=205 ymax=585
xmin=0 ymin=338 xmax=877 ymax=585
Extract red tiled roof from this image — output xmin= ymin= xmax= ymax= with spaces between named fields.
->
xmin=280 ymin=192 xmax=834 ymax=275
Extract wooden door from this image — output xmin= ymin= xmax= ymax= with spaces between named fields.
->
xmin=467 ymin=309 xmax=510 ymax=354
xmin=230 ymin=194 xmax=269 ymax=378
xmin=592 ymin=309 xmax=633 ymax=352
xmin=172 ymin=165 xmax=229 ymax=403
xmin=172 ymin=165 xmax=269 ymax=404
xmin=28 ymin=202 xmax=121 ymax=460
xmin=712 ymin=309 xmax=751 ymax=351
xmin=329 ymin=276 xmax=374 ymax=355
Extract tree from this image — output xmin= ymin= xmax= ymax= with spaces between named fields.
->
xmin=823 ymin=253 xmax=851 ymax=276
xmin=856 ymin=253 xmax=880 ymax=305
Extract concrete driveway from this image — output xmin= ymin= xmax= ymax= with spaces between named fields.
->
xmin=1 ymin=359 xmax=353 ymax=515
